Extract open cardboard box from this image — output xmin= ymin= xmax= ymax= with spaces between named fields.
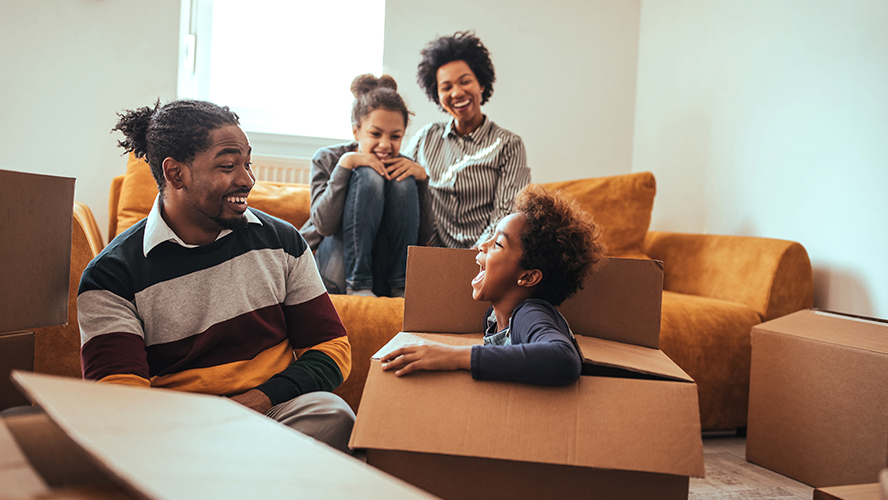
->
xmin=2 ymin=371 xmax=437 ymax=499
xmin=350 ymin=247 xmax=705 ymax=500
xmin=0 ymin=169 xmax=75 ymax=411
xmin=746 ymin=309 xmax=888 ymax=488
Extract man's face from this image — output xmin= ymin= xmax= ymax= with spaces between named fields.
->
xmin=180 ymin=124 xmax=255 ymax=233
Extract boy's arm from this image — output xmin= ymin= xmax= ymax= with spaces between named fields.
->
xmin=470 ymin=305 xmax=582 ymax=386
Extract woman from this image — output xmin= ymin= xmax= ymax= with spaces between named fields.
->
xmin=404 ymin=31 xmax=531 ymax=249
xmin=300 ymin=74 xmax=427 ymax=297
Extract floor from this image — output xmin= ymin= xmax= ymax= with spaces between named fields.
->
xmin=690 ymin=433 xmax=814 ymax=499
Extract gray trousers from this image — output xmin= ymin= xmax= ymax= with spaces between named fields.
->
xmin=264 ymin=392 xmax=355 ymax=454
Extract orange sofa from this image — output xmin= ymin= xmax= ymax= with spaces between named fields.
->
xmin=35 ymin=155 xmax=813 ymax=431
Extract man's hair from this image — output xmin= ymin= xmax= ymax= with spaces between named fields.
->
xmin=514 ymin=184 xmax=608 ymax=306
xmin=416 ymin=31 xmax=495 ymax=108
xmin=112 ymin=99 xmax=240 ymax=193
xmin=350 ymin=74 xmax=412 ymax=130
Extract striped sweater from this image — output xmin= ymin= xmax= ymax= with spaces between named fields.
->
xmin=404 ymin=116 xmax=531 ymax=248
xmin=78 ymin=209 xmax=350 ymax=405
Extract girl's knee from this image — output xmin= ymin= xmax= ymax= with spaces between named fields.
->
xmin=350 ymin=168 xmax=385 ymax=197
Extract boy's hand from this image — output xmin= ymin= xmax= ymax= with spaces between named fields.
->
xmin=384 ymin=157 xmax=428 ymax=182
xmin=381 ymin=344 xmax=471 ymax=376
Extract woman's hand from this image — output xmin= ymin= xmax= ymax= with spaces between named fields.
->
xmin=338 ymin=152 xmax=390 ymax=179
xmin=384 ymin=157 xmax=428 ymax=182
xmin=381 ymin=344 xmax=471 ymax=376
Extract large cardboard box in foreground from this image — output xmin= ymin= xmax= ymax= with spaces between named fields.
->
xmin=746 ymin=310 xmax=888 ymax=488
xmin=350 ymin=247 xmax=705 ymax=500
xmin=2 ymin=371 xmax=437 ymax=500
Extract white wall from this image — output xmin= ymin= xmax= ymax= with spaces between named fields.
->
xmin=383 ymin=0 xmax=641 ymax=182
xmin=633 ymin=0 xmax=888 ymax=317
xmin=0 ymin=0 xmax=181 ymax=244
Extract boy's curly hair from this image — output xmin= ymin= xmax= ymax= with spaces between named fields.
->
xmin=514 ymin=184 xmax=607 ymax=306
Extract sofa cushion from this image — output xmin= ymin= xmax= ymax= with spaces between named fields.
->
xmin=117 ymin=153 xmax=157 ymax=236
xmin=114 ymin=153 xmax=311 ymax=236
xmin=541 ymin=171 xmax=656 ymax=258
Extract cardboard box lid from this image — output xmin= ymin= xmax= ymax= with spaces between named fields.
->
xmin=375 ymin=332 xmax=693 ymax=384
xmin=754 ymin=309 xmax=888 ymax=355
xmin=403 ymin=247 xmax=663 ymax=349
xmin=352 ymin=359 xmax=704 ymax=477
xmin=0 ymin=169 xmax=75 ymax=333
xmin=11 ymin=371 xmax=437 ymax=500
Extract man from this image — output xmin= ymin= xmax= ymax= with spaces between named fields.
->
xmin=78 ymin=100 xmax=354 ymax=452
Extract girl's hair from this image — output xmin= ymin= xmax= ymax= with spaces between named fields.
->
xmin=112 ymin=99 xmax=240 ymax=193
xmin=514 ymin=184 xmax=608 ymax=306
xmin=416 ymin=31 xmax=495 ymax=108
xmin=350 ymin=74 xmax=411 ymax=129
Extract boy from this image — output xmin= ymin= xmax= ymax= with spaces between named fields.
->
xmin=381 ymin=184 xmax=607 ymax=385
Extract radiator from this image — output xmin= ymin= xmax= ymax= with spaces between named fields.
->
xmin=251 ymin=154 xmax=311 ymax=184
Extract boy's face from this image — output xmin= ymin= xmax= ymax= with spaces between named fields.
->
xmin=472 ymin=213 xmax=527 ymax=303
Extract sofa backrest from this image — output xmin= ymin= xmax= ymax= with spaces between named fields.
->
xmin=541 ymin=171 xmax=656 ymax=258
xmin=110 ymin=154 xmax=311 ymax=239
xmin=111 ymin=155 xmax=657 ymax=259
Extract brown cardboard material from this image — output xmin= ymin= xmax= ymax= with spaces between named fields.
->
xmin=352 ymin=247 xmax=703 ymax=500
xmin=9 ymin=371 xmax=438 ymax=500
xmin=814 ymin=483 xmax=882 ymax=500
xmin=0 ymin=331 xmax=35 ymax=410
xmin=746 ymin=310 xmax=888 ymax=488
xmin=0 ymin=169 xmax=75 ymax=334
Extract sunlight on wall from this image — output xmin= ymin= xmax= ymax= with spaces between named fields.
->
xmin=204 ymin=0 xmax=385 ymax=140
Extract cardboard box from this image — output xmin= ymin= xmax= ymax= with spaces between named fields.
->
xmin=814 ymin=482 xmax=882 ymax=500
xmin=0 ymin=169 xmax=75 ymax=334
xmin=746 ymin=310 xmax=888 ymax=488
xmin=0 ymin=332 xmax=35 ymax=411
xmin=350 ymin=247 xmax=704 ymax=500
xmin=3 ymin=371 xmax=437 ymax=500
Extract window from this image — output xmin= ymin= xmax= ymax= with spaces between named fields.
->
xmin=179 ymin=0 xmax=385 ymax=154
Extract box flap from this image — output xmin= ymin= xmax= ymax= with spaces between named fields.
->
xmin=0 ymin=169 xmax=75 ymax=333
xmin=403 ymin=247 xmax=664 ymax=348
xmin=11 ymin=372 xmax=437 ymax=499
xmin=374 ymin=333 xmax=692 ymax=384
xmin=576 ymin=336 xmax=694 ymax=382
xmin=351 ymin=360 xmax=704 ymax=478
xmin=755 ymin=310 xmax=888 ymax=355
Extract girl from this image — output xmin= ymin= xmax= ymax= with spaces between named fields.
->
xmin=381 ymin=184 xmax=607 ymax=385
xmin=300 ymin=75 xmax=428 ymax=297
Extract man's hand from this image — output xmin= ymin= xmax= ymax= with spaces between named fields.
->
xmin=381 ymin=344 xmax=472 ymax=376
xmin=230 ymin=389 xmax=273 ymax=414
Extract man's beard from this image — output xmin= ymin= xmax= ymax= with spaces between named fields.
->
xmin=210 ymin=213 xmax=249 ymax=231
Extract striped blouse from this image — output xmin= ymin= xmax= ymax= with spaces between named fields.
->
xmin=404 ymin=116 xmax=531 ymax=248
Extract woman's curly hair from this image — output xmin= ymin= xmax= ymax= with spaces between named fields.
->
xmin=350 ymin=73 xmax=412 ymax=129
xmin=112 ymin=99 xmax=240 ymax=194
xmin=514 ymin=184 xmax=608 ymax=306
xmin=416 ymin=31 xmax=495 ymax=108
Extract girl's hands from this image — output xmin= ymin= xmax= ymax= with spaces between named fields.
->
xmin=384 ymin=158 xmax=428 ymax=182
xmin=338 ymin=152 xmax=390 ymax=179
xmin=381 ymin=344 xmax=472 ymax=376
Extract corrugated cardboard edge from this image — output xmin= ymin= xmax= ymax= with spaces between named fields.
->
xmin=754 ymin=310 xmax=888 ymax=355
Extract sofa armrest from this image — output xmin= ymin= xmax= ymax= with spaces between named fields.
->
xmin=108 ymin=175 xmax=124 ymax=239
xmin=644 ymin=231 xmax=813 ymax=321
